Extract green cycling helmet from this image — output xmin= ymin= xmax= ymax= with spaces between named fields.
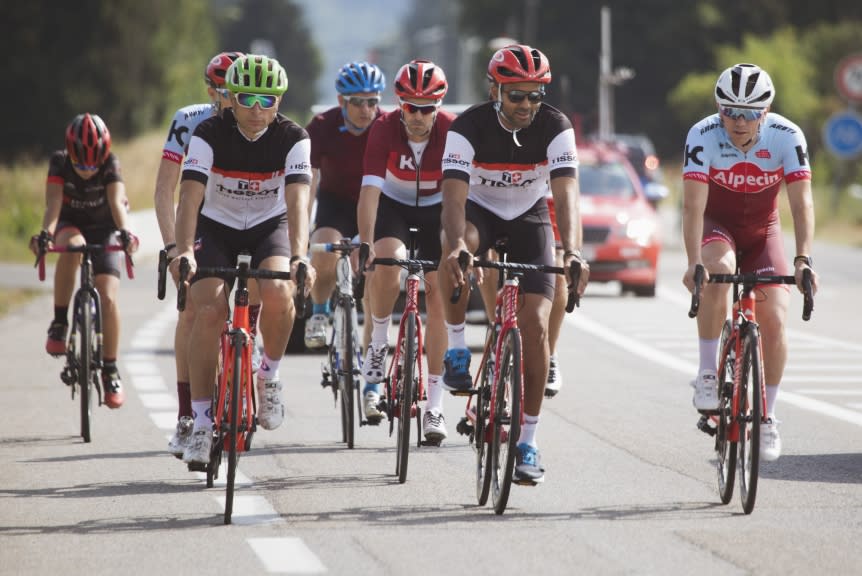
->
xmin=225 ymin=54 xmax=288 ymax=95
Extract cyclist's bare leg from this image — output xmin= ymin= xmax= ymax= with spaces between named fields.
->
xmin=439 ymin=224 xmax=480 ymax=324
xmin=175 ymin=303 xmax=195 ymax=384
xmin=188 ymin=277 xmax=229 ymax=400
xmin=94 ymin=273 xmax=121 ymax=359
xmin=697 ymin=241 xmax=734 ymax=348
xmin=478 ymin=249 xmax=497 ymax=322
xmin=362 ymin=291 xmax=372 ymax=349
xmin=52 ymin=229 xmax=84 ymax=311
xmin=421 ymin=270 xmax=447 ymax=376
xmin=368 ymin=237 xmax=405 ymax=319
xmin=309 ymin=226 xmax=341 ymax=307
xmin=257 ymin=255 xmax=296 ymax=359
xmin=548 ymin=249 xmax=566 ymax=354
xmin=517 ymin=294 xmax=552 ymax=416
xmin=756 ymin=285 xmax=790 ymax=408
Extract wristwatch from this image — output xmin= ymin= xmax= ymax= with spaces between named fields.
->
xmin=793 ymin=255 xmax=813 ymax=268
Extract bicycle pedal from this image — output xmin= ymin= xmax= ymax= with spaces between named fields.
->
xmin=513 ymin=477 xmax=541 ymax=487
xmin=364 ymin=416 xmax=383 ymax=426
xmin=187 ymin=462 xmax=207 ymax=472
xmin=696 ymin=415 xmax=717 ymax=437
xmin=420 ymin=439 xmax=442 ymax=447
xmin=455 ymin=417 xmax=473 ymax=437
xmin=448 ymin=389 xmax=474 ymax=397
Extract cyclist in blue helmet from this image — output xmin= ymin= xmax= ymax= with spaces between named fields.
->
xmin=303 ymin=62 xmax=385 ymax=378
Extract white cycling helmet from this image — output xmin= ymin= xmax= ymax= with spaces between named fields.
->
xmin=714 ymin=63 xmax=774 ymax=108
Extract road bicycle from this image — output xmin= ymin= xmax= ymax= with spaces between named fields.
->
xmin=689 ymin=262 xmax=813 ymax=514
xmin=36 ymin=231 xmax=135 ymax=443
xmin=177 ymin=254 xmax=306 ymax=524
xmin=360 ymin=230 xmax=439 ymax=484
xmin=310 ymin=239 xmax=369 ymax=449
xmin=454 ymin=240 xmax=578 ymax=515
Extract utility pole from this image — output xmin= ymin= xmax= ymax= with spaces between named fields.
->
xmin=597 ymin=6 xmax=634 ymax=139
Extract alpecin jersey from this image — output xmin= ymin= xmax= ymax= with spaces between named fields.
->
xmin=307 ymin=106 xmax=382 ymax=203
xmin=47 ymin=150 xmax=123 ymax=228
xmin=181 ymin=109 xmax=312 ymax=230
xmin=361 ymin=108 xmax=456 ymax=207
xmin=161 ymin=102 xmax=215 ymax=164
xmin=441 ymin=101 xmax=578 ymax=221
xmin=683 ymin=112 xmax=811 ymax=235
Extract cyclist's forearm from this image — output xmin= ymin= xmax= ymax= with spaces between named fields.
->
xmin=175 ymin=182 xmax=203 ymax=253
xmin=286 ymin=182 xmax=311 ymax=258
xmin=357 ymin=184 xmax=380 ymax=244
xmin=550 ymin=176 xmax=581 ymax=254
xmin=307 ymin=168 xmax=320 ymax=220
xmin=42 ymin=184 xmax=64 ymax=233
xmin=441 ymin=178 xmax=468 ymax=251
xmin=107 ymin=182 xmax=130 ymax=231
xmin=154 ymin=159 xmax=181 ymax=245
xmin=787 ymin=179 xmax=815 ymax=257
xmin=681 ymin=180 xmax=707 ymax=265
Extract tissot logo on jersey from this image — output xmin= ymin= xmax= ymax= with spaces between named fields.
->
xmin=710 ymin=163 xmax=782 ymax=193
xmin=442 ymin=153 xmax=470 ymax=168
xmin=216 ymin=179 xmax=280 ymax=198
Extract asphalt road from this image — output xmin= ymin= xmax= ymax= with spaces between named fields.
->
xmin=2 ymin=211 xmax=861 ymax=575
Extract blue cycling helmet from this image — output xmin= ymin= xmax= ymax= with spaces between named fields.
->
xmin=335 ymin=61 xmax=385 ymax=95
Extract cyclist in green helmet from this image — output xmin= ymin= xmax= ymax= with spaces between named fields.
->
xmin=171 ymin=54 xmax=316 ymax=466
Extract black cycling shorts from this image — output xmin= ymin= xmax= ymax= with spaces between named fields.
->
xmin=192 ymin=214 xmax=291 ymax=283
xmin=374 ymin=194 xmax=442 ymax=261
xmin=313 ymin=193 xmax=359 ymax=239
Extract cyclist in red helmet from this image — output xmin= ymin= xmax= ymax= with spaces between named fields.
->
xmin=29 ymin=113 xmax=139 ymax=409
xmin=153 ymin=51 xmax=250 ymax=458
xmin=357 ymin=59 xmax=456 ymax=438
xmin=439 ymin=45 xmax=589 ymax=483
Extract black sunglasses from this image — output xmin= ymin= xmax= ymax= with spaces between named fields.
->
xmin=504 ymin=89 xmax=545 ymax=104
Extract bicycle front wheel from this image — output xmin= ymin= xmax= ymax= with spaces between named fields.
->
xmin=737 ymin=325 xmax=762 ymax=515
xmin=716 ymin=320 xmax=737 ymax=504
xmin=225 ymin=340 xmax=244 ymax=525
xmin=338 ymin=301 xmax=356 ymax=449
xmin=475 ymin=335 xmax=494 ymax=505
xmin=77 ymin=292 xmax=95 ymax=443
xmin=491 ymin=329 xmax=522 ymax=515
xmin=396 ymin=311 xmax=417 ymax=484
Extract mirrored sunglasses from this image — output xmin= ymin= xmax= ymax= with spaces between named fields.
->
xmin=346 ymin=96 xmax=380 ymax=108
xmin=720 ymin=106 xmax=764 ymax=121
xmin=505 ymin=89 xmax=545 ymax=103
xmin=234 ymin=92 xmax=278 ymax=109
xmin=400 ymin=101 xmax=439 ymax=115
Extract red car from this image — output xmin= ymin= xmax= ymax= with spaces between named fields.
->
xmin=576 ymin=142 xmax=661 ymax=297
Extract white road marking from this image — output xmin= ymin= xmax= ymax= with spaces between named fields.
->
xmin=248 ymin=538 xmax=327 ymax=574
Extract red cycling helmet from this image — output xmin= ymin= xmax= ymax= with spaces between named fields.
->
xmin=65 ymin=113 xmax=111 ymax=167
xmin=487 ymin=44 xmax=551 ymax=85
xmin=205 ymin=51 xmax=244 ymax=88
xmin=394 ymin=59 xmax=448 ymax=100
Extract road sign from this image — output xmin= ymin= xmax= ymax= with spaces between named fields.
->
xmin=823 ymin=110 xmax=862 ymax=159
xmin=835 ymin=53 xmax=862 ymax=103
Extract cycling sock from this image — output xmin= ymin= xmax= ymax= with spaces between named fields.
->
xmin=425 ymin=374 xmax=443 ymax=412
xmin=363 ymin=383 xmax=382 ymax=395
xmin=371 ymin=315 xmax=389 ymax=344
xmin=54 ymin=306 xmax=69 ymax=325
xmin=248 ymin=304 xmax=261 ymax=337
xmin=192 ymin=399 xmax=212 ymax=429
xmin=765 ymin=384 xmax=779 ymax=419
xmin=445 ymin=321 xmax=467 ymax=349
xmin=258 ymin=353 xmax=280 ymax=380
xmin=312 ymin=301 xmax=330 ymax=316
xmin=177 ymin=381 xmax=192 ymax=418
xmin=698 ymin=338 xmax=720 ymax=373
xmin=518 ymin=414 xmax=539 ymax=448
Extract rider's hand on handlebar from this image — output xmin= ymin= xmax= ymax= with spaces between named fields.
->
xmin=29 ymin=230 xmax=54 ymax=256
xmin=564 ymin=251 xmax=590 ymax=299
xmin=119 ymin=229 xmax=140 ymax=254
xmin=793 ymin=260 xmax=818 ymax=296
xmin=169 ymin=252 xmax=196 ymax=285
xmin=683 ymin=262 xmax=709 ymax=294
xmin=291 ymin=257 xmax=315 ymax=298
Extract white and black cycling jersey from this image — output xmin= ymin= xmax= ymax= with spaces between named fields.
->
xmin=441 ymin=101 xmax=578 ymax=220
xmin=182 ymin=109 xmax=312 ymax=230
xmin=161 ymin=102 xmax=215 ymax=164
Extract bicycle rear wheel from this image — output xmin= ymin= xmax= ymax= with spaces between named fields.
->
xmin=475 ymin=340 xmax=494 ymax=505
xmin=396 ymin=312 xmax=417 ymax=484
xmin=738 ymin=326 xmax=762 ymax=515
xmin=716 ymin=320 xmax=737 ymax=504
xmin=338 ymin=301 xmax=356 ymax=448
xmin=491 ymin=329 xmax=522 ymax=515
xmin=224 ymin=341 xmax=243 ymax=525
xmin=77 ymin=292 xmax=95 ymax=443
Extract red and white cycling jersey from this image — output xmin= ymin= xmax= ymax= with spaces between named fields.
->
xmin=182 ymin=109 xmax=311 ymax=230
xmin=361 ymin=108 xmax=455 ymax=207
xmin=161 ymin=102 xmax=215 ymax=164
xmin=441 ymin=101 xmax=578 ymax=221
xmin=683 ymin=112 xmax=811 ymax=233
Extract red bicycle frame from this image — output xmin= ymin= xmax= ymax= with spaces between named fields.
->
xmin=387 ymin=267 xmax=425 ymax=413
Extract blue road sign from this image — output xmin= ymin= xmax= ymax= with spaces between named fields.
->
xmin=823 ymin=111 xmax=862 ymax=159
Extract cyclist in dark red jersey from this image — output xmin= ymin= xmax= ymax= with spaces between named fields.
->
xmin=682 ymin=63 xmax=819 ymax=462
xmin=304 ymin=61 xmax=385 ymax=350
xmin=439 ymin=44 xmax=589 ymax=483
xmin=357 ymin=59 xmax=455 ymax=438
xmin=29 ymin=113 xmax=139 ymax=409
xmin=154 ymin=50 xmax=246 ymax=458
xmin=170 ymin=55 xmax=315 ymax=466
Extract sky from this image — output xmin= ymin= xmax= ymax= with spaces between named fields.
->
xmin=292 ymin=0 xmax=412 ymax=103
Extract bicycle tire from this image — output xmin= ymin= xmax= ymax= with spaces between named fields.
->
xmin=738 ymin=326 xmax=762 ymax=515
xmin=396 ymin=311 xmax=417 ymax=484
xmin=716 ymin=320 xmax=737 ymax=504
xmin=491 ymin=329 xmax=522 ymax=515
xmin=77 ymin=292 xmax=94 ymax=443
xmin=207 ymin=346 xmax=226 ymax=489
xmin=475 ymin=331 xmax=494 ymax=505
xmin=339 ymin=300 xmax=356 ymax=449
xmin=224 ymin=338 xmax=243 ymax=525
